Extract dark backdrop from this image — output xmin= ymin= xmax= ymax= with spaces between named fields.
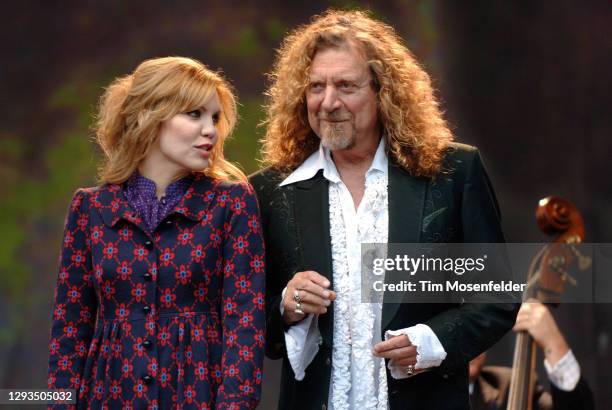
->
xmin=0 ymin=1 xmax=610 ymax=408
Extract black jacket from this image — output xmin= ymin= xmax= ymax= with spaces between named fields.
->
xmin=250 ymin=143 xmax=519 ymax=410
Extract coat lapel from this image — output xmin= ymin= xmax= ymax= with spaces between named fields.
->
xmin=95 ymin=184 xmax=149 ymax=233
xmin=292 ymin=171 xmax=334 ymax=346
xmin=381 ymin=163 xmax=428 ymax=331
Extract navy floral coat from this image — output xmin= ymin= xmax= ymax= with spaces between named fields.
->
xmin=47 ymin=174 xmax=265 ymax=410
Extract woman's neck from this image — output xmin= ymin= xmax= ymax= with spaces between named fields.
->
xmin=138 ymin=163 xmax=188 ymax=200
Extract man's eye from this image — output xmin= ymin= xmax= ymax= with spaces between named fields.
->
xmin=186 ymin=110 xmax=201 ymax=118
xmin=309 ymin=83 xmax=324 ymax=92
xmin=339 ymin=81 xmax=356 ymax=90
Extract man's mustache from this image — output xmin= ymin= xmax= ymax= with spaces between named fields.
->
xmin=317 ymin=112 xmax=351 ymax=121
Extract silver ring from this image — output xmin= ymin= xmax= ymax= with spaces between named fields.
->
xmin=405 ymin=364 xmax=415 ymax=376
xmin=294 ymin=302 xmax=304 ymax=315
xmin=293 ymin=289 xmax=302 ymax=304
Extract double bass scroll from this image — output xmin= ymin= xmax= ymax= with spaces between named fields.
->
xmin=506 ymin=196 xmax=588 ymax=410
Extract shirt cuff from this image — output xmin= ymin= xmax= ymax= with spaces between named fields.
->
xmin=544 ymin=349 xmax=581 ymax=391
xmin=385 ymin=323 xmax=447 ymax=379
xmin=280 ymin=287 xmax=322 ymax=381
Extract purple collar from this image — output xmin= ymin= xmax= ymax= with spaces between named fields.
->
xmin=123 ymin=172 xmax=192 ymax=232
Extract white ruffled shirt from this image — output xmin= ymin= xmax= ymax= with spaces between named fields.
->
xmin=279 ymin=139 xmax=447 ymax=409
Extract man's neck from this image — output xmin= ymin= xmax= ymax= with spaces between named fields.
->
xmin=330 ymin=136 xmax=380 ymax=178
xmin=330 ymin=136 xmax=380 ymax=209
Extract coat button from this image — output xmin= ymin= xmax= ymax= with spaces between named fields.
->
xmin=325 ymin=358 xmax=331 ymax=366
xmin=165 ymin=219 xmax=173 ymax=226
xmin=142 ymin=375 xmax=153 ymax=385
xmin=142 ymin=340 xmax=152 ymax=349
xmin=143 ymin=306 xmax=151 ymax=314
xmin=144 ymin=240 xmax=153 ymax=250
xmin=321 ymin=405 xmax=327 ymax=410
xmin=143 ymin=272 xmax=152 ymax=281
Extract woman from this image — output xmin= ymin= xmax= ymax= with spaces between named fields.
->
xmin=47 ymin=57 xmax=265 ymax=409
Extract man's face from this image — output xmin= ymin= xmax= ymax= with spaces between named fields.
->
xmin=306 ymin=44 xmax=380 ymax=151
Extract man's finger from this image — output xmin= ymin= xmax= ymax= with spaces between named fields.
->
xmin=284 ymin=300 xmax=328 ymax=316
xmin=392 ymin=357 xmax=418 ymax=367
xmin=297 ymin=270 xmax=331 ymax=287
xmin=372 ymin=335 xmax=411 ymax=354
xmin=374 ymin=345 xmax=417 ymax=360
xmin=293 ymin=278 xmax=337 ymax=301
xmin=292 ymin=289 xmax=329 ymax=308
xmin=293 ymin=280 xmax=332 ymax=301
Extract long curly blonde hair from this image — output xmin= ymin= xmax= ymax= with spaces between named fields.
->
xmin=95 ymin=56 xmax=245 ymax=184
xmin=261 ymin=9 xmax=453 ymax=177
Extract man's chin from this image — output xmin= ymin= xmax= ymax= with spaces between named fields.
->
xmin=320 ymin=136 xmax=355 ymax=151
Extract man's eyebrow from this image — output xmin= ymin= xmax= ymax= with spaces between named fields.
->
xmin=308 ymin=73 xmax=364 ymax=82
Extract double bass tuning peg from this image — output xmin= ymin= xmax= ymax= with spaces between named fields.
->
xmin=568 ymin=243 xmax=593 ymax=271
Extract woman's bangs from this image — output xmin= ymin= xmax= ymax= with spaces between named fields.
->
xmin=177 ymin=74 xmax=216 ymax=113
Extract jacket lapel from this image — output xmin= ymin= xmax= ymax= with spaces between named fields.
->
xmin=288 ymin=165 xmax=427 ymax=339
xmin=292 ymin=171 xmax=334 ymax=346
xmin=95 ymin=184 xmax=149 ymax=233
xmin=381 ymin=163 xmax=427 ymax=331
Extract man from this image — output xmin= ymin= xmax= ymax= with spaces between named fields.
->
xmin=250 ymin=10 xmax=518 ymax=410
xmin=469 ymin=302 xmax=595 ymax=410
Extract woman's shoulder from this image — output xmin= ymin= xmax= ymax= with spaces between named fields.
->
xmin=66 ymin=183 xmax=125 ymax=212
xmin=68 ymin=186 xmax=100 ymax=205
xmin=193 ymin=173 xmax=255 ymax=197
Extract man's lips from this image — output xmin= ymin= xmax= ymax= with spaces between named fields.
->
xmin=320 ymin=118 xmax=350 ymax=122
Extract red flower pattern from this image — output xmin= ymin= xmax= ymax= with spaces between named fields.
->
xmin=48 ymin=177 xmax=264 ymax=409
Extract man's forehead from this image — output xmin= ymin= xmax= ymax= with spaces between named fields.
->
xmin=308 ymin=44 xmax=370 ymax=79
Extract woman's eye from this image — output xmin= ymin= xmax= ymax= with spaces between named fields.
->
xmin=212 ymin=113 xmax=220 ymax=125
xmin=186 ymin=110 xmax=201 ymax=118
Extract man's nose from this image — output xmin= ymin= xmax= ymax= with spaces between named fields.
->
xmin=321 ymin=85 xmax=342 ymax=112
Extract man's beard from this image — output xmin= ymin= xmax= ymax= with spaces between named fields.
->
xmin=319 ymin=119 xmax=356 ymax=151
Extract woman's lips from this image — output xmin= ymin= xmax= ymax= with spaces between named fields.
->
xmin=194 ymin=143 xmax=213 ymax=158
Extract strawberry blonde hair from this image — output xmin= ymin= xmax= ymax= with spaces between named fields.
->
xmin=262 ymin=10 xmax=453 ymax=177
xmin=95 ymin=56 xmax=245 ymax=184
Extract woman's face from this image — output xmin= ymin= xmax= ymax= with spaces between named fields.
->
xmin=145 ymin=91 xmax=221 ymax=178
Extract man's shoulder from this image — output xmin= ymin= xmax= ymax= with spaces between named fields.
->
xmin=444 ymin=142 xmax=479 ymax=163
xmin=439 ymin=142 xmax=486 ymax=181
xmin=248 ymin=166 xmax=286 ymax=191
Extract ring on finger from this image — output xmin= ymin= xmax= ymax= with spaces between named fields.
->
xmin=294 ymin=302 xmax=304 ymax=315
xmin=405 ymin=364 xmax=415 ymax=376
xmin=293 ymin=289 xmax=302 ymax=304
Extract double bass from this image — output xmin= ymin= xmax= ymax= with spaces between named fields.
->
xmin=506 ymin=196 xmax=590 ymax=410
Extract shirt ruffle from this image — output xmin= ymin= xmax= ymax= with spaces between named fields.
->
xmin=329 ymin=171 xmax=388 ymax=410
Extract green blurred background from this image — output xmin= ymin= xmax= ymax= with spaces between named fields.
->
xmin=1 ymin=1 xmax=610 ymax=408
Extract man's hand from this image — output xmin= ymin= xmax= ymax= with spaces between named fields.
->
xmin=513 ymin=300 xmax=570 ymax=366
xmin=283 ymin=270 xmax=336 ymax=325
xmin=372 ymin=334 xmax=418 ymax=369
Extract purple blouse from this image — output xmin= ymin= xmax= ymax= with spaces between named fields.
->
xmin=123 ymin=172 xmax=192 ymax=232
